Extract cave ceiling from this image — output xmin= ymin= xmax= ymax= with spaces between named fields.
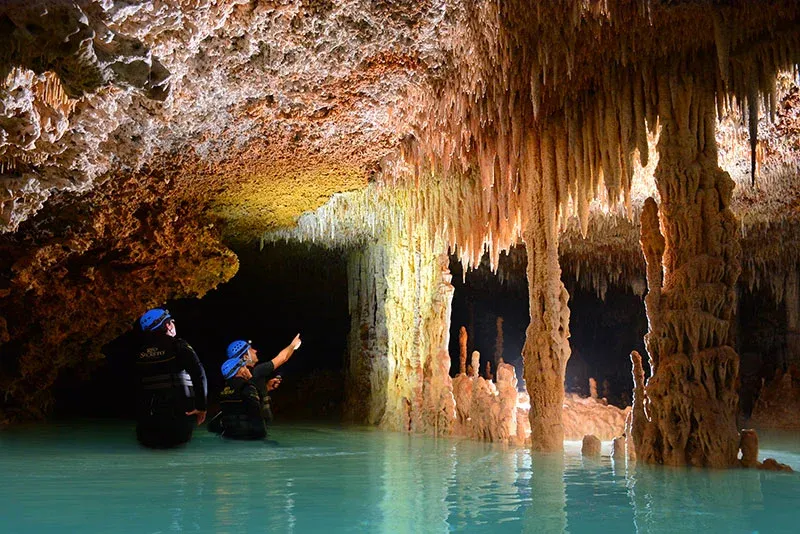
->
xmin=0 ymin=0 xmax=796 ymax=242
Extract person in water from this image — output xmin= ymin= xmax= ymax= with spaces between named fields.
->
xmin=209 ymin=334 xmax=301 ymax=439
xmin=134 ymin=308 xmax=208 ymax=448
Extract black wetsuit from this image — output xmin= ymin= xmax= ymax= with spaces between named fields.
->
xmin=217 ymin=376 xmax=267 ymax=440
xmin=209 ymin=360 xmax=275 ymax=436
xmin=135 ymin=334 xmax=207 ymax=448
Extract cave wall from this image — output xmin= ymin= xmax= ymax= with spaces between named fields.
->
xmin=0 ymin=172 xmax=237 ymax=423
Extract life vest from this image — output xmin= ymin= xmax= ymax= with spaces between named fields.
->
xmin=135 ymin=335 xmax=199 ymax=416
xmin=218 ymin=377 xmax=266 ymax=440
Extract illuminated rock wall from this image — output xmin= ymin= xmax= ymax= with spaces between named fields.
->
xmin=345 ymin=220 xmax=456 ymax=433
xmin=344 ymin=243 xmax=390 ymax=425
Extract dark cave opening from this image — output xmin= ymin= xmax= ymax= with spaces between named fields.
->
xmin=737 ymin=285 xmax=789 ymax=420
xmin=448 ymin=246 xmax=647 ymax=409
xmin=49 ymin=240 xmax=794 ymax=424
xmin=52 ymin=241 xmax=352 ymax=423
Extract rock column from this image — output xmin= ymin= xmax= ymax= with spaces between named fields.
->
xmin=633 ymin=69 xmax=741 ymax=467
xmin=521 ymin=128 xmax=572 ymax=452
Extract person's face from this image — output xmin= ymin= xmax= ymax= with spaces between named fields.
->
xmin=245 ymin=346 xmax=258 ymax=367
xmin=166 ymin=319 xmax=176 ymax=337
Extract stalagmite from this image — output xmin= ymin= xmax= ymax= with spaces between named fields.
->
xmin=739 ymin=428 xmax=794 ymax=472
xmin=612 ymin=435 xmax=626 ymax=461
xmin=452 ymin=355 xmax=524 ymax=445
xmin=459 ymin=326 xmax=468 ymax=375
xmin=469 ymin=351 xmax=480 ymax=378
xmin=581 ymin=434 xmax=601 ymax=457
xmin=632 ymin=67 xmax=741 ymax=468
xmin=495 ymin=362 xmax=520 ymax=444
xmin=494 ymin=316 xmax=504 ymax=373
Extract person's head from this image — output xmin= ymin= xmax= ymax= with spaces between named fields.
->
xmin=221 ymin=357 xmax=247 ymax=380
xmin=227 ymin=339 xmax=257 ymax=367
xmin=139 ymin=308 xmax=175 ymax=336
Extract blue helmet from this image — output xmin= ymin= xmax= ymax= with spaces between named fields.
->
xmin=140 ymin=308 xmax=171 ymax=332
xmin=227 ymin=340 xmax=251 ymax=360
xmin=221 ymin=357 xmax=246 ymax=379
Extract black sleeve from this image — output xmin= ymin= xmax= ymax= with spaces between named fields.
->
xmin=251 ymin=361 xmax=275 ymax=380
xmin=176 ymin=339 xmax=208 ymax=411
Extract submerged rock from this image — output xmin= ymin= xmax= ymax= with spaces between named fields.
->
xmin=582 ymin=434 xmax=601 ymax=457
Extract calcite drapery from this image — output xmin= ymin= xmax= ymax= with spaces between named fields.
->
xmin=632 ymin=67 xmax=741 ymax=468
xmin=344 ymin=220 xmax=456 ymax=433
xmin=344 ymin=243 xmax=390 ymax=425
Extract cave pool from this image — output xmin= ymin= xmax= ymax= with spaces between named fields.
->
xmin=1 ymin=421 xmax=798 ymax=533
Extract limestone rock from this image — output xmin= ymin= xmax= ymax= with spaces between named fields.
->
xmin=562 ymin=393 xmax=630 ymax=441
xmin=749 ymin=368 xmax=800 ymax=431
xmin=739 ymin=429 xmax=760 ymax=468
xmin=581 ymin=434 xmax=601 ymax=457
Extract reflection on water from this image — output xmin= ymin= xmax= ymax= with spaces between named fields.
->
xmin=0 ymin=421 xmax=798 ymax=533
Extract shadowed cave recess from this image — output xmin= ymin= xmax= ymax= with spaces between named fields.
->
xmin=1 ymin=0 xmax=800 ymax=470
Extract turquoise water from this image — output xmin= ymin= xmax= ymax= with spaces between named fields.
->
xmin=0 ymin=421 xmax=798 ymax=533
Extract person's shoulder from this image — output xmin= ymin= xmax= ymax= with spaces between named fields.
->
xmin=173 ymin=337 xmax=196 ymax=353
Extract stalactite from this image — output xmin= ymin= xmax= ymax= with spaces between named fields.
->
xmin=0 ymin=68 xmax=77 ymax=174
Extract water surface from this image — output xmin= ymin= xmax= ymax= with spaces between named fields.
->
xmin=1 ymin=421 xmax=798 ymax=533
